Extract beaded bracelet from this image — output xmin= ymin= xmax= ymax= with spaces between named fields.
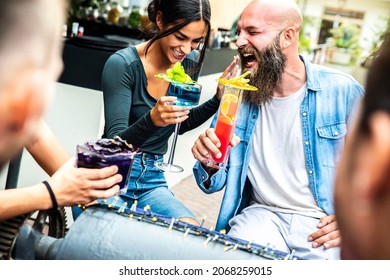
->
xmin=42 ymin=180 xmax=58 ymax=209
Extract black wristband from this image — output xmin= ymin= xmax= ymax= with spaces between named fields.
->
xmin=42 ymin=180 xmax=58 ymax=209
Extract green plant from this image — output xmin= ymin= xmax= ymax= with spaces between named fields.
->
xmin=330 ymin=22 xmax=360 ymax=49
xmin=298 ymin=16 xmax=318 ymax=53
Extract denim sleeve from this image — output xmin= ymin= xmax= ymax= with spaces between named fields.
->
xmin=193 ymin=161 xmax=227 ymax=194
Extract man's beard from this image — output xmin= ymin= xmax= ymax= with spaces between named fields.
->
xmin=239 ymin=35 xmax=287 ymax=106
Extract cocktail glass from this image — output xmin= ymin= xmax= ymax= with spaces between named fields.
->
xmin=207 ymin=86 xmax=243 ymax=169
xmin=156 ymin=81 xmax=202 ymax=173
xmin=76 ymin=137 xmax=140 ymax=195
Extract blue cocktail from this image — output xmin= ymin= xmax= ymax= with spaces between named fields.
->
xmin=168 ymin=81 xmax=202 ymax=107
xmin=156 ymin=82 xmax=202 ymax=173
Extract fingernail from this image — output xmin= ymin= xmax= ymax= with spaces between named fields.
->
xmin=312 ymin=242 xmax=318 ymax=248
xmin=324 ymin=243 xmax=329 ymax=249
xmin=308 ymin=236 xmax=313 ymax=242
xmin=216 ymin=153 xmax=222 ymax=158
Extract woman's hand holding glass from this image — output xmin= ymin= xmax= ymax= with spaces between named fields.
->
xmin=150 ymin=96 xmax=190 ymax=127
xmin=156 ymin=82 xmax=202 ymax=173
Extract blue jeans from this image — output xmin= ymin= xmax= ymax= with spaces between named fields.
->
xmin=72 ymin=152 xmax=196 ymax=221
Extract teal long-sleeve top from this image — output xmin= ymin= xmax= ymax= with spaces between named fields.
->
xmin=102 ymin=45 xmax=220 ymax=155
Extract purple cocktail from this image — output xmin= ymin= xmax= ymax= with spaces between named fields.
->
xmin=77 ymin=136 xmax=141 ymax=194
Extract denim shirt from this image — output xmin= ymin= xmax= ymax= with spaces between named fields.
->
xmin=193 ymin=56 xmax=364 ymax=231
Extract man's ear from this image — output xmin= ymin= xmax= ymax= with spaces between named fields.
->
xmin=2 ymin=69 xmax=46 ymax=134
xmin=363 ymin=112 xmax=390 ymax=201
xmin=281 ymin=27 xmax=297 ymax=49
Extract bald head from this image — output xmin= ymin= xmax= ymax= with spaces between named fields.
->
xmin=0 ymin=0 xmax=67 ymax=86
xmin=235 ymin=0 xmax=305 ymax=104
xmin=244 ymin=0 xmax=303 ymax=32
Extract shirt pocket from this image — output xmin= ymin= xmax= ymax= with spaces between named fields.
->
xmin=317 ymin=122 xmax=347 ymax=167
xmin=235 ymin=122 xmax=250 ymax=144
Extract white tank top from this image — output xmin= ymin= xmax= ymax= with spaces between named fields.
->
xmin=247 ymin=84 xmax=325 ymax=218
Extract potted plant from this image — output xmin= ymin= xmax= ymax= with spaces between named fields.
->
xmin=329 ymin=22 xmax=361 ymax=65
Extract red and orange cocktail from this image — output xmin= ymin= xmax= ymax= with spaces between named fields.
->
xmin=208 ymin=87 xmax=242 ymax=168
xmin=207 ymin=71 xmax=257 ymax=169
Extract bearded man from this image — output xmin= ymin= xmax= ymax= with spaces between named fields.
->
xmin=191 ymin=0 xmax=364 ymax=260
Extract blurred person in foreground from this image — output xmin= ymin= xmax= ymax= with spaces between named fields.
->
xmin=0 ymin=0 xmax=122 ymax=221
xmin=334 ymin=34 xmax=390 ymax=260
xmin=191 ymin=0 xmax=364 ymax=259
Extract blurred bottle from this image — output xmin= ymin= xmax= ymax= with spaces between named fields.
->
xmin=128 ymin=5 xmax=141 ymax=29
xmin=71 ymin=22 xmax=79 ymax=37
xmin=118 ymin=0 xmax=130 ymax=26
xmin=221 ymin=31 xmax=231 ymax=48
xmin=139 ymin=6 xmax=151 ymax=32
xmin=212 ymin=31 xmax=222 ymax=49
xmin=77 ymin=26 xmax=84 ymax=37
xmin=98 ymin=0 xmax=111 ymax=21
xmin=62 ymin=24 xmax=68 ymax=38
xmin=108 ymin=1 xmax=123 ymax=25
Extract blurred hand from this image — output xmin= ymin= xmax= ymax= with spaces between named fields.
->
xmin=192 ymin=127 xmax=240 ymax=165
xmin=48 ymin=157 xmax=123 ymax=206
xmin=150 ymin=96 xmax=190 ymax=127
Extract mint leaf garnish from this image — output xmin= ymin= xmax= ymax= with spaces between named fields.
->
xmin=155 ymin=62 xmax=194 ymax=84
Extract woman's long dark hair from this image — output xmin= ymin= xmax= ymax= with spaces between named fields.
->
xmin=144 ymin=0 xmax=211 ymax=74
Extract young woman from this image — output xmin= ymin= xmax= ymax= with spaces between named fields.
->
xmin=75 ymin=0 xmax=237 ymax=224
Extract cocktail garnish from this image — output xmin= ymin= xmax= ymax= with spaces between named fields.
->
xmin=220 ymin=93 xmax=238 ymax=120
xmin=216 ymin=71 xmax=258 ymax=91
xmin=155 ymin=62 xmax=194 ymax=84
xmin=84 ymin=136 xmax=140 ymax=155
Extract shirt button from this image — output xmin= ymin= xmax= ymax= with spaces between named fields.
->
xmin=202 ymin=176 xmax=205 ymax=180
xmin=309 ymin=170 xmax=313 ymax=174
xmin=305 ymin=141 xmax=309 ymax=145
xmin=252 ymin=115 xmax=256 ymax=119
xmin=334 ymin=131 xmax=339 ymax=136
xmin=302 ymin=112 xmax=307 ymax=117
